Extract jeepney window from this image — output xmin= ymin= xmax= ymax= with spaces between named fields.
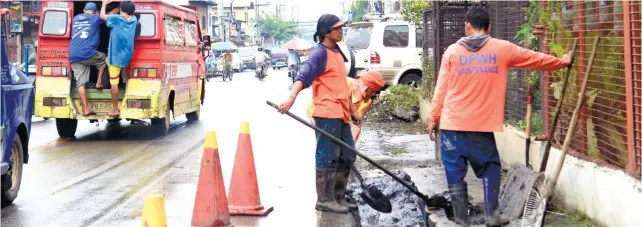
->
xmin=42 ymin=10 xmax=68 ymax=36
xmin=184 ymin=21 xmax=198 ymax=46
xmin=137 ymin=13 xmax=156 ymax=37
xmin=164 ymin=15 xmax=184 ymax=46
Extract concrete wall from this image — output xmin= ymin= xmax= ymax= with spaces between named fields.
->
xmin=494 ymin=125 xmax=642 ymax=227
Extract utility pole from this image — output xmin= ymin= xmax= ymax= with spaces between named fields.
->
xmin=218 ymin=0 xmax=224 ymax=42
xmin=255 ymin=0 xmax=259 ymax=46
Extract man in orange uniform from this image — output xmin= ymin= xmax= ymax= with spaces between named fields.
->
xmin=305 ymin=71 xmax=385 ymax=211
xmin=427 ymin=8 xmax=571 ymax=227
xmin=278 ymin=14 xmax=359 ymax=213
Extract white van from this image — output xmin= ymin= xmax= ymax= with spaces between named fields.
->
xmin=345 ymin=15 xmax=423 ymax=86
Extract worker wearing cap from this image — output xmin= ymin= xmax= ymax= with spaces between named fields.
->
xmin=277 ymin=14 xmax=358 ymax=213
xmin=305 ymin=71 xmax=385 ymax=211
xmin=427 ymin=7 xmax=571 ymax=226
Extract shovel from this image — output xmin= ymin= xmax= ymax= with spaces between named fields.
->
xmin=350 ymin=164 xmax=393 ymax=213
xmin=267 ymin=101 xmax=449 ymax=213
xmin=498 ymin=38 xmax=578 ymax=219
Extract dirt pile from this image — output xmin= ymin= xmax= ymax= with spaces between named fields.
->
xmin=347 ymin=171 xmax=430 ymax=227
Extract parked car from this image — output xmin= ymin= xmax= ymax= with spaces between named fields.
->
xmin=1 ymin=9 xmax=34 ymax=207
xmin=345 ymin=14 xmax=424 ymax=86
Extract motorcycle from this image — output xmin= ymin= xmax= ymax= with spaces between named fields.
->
xmin=255 ymin=61 xmax=267 ymax=81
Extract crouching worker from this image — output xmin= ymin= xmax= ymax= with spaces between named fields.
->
xmin=277 ymin=14 xmax=361 ymax=213
xmin=307 ymin=71 xmax=385 ymax=140
xmin=69 ymin=2 xmax=106 ymax=116
xmin=426 ymin=7 xmax=571 ymax=227
xmin=306 ymin=70 xmax=385 ymax=211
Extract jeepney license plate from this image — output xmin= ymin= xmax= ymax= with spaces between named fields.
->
xmin=89 ymin=102 xmax=114 ymax=112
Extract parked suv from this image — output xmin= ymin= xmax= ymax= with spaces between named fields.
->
xmin=345 ymin=15 xmax=423 ymax=86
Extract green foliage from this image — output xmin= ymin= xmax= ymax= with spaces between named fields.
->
xmin=401 ymin=0 xmax=431 ymax=26
xmin=255 ymin=13 xmax=299 ymax=43
xmin=387 ymin=85 xmax=420 ymax=111
xmin=514 ymin=0 xmax=544 ymax=136
xmin=350 ymin=0 xmax=369 ymax=23
xmin=419 ymin=55 xmax=435 ymax=101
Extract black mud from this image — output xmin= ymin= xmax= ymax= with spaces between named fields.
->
xmin=347 ymin=171 xmax=430 ymax=227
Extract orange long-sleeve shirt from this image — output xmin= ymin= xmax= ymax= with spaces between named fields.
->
xmin=429 ymin=37 xmax=569 ymax=132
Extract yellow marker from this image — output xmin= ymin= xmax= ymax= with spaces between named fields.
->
xmin=140 ymin=194 xmax=167 ymax=227
xmin=204 ymin=131 xmax=218 ymax=149
xmin=240 ymin=121 xmax=250 ymax=134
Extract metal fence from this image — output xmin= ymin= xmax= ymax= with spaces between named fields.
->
xmin=538 ymin=1 xmax=633 ymax=174
xmin=629 ymin=0 xmax=641 ymax=176
xmin=425 ymin=0 xmax=641 ymax=178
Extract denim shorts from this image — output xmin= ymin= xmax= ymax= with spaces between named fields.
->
xmin=314 ymin=117 xmax=356 ymax=170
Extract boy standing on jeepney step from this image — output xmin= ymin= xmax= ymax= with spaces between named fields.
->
xmin=99 ymin=0 xmax=137 ymax=117
xmin=426 ymin=7 xmax=571 ymax=227
xmin=278 ymin=14 xmax=361 ymax=213
xmin=69 ymin=2 xmax=106 ymax=116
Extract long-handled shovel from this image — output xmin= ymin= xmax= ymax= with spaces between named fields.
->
xmin=267 ymin=101 xmax=448 ymax=213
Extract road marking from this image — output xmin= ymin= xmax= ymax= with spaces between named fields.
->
xmin=29 ymin=137 xmax=72 ymax=151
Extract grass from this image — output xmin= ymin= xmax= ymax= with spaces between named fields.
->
xmin=565 ymin=211 xmax=600 ymax=227
xmin=391 ymin=147 xmax=405 ymax=155
xmin=386 ymin=85 xmax=420 ymax=111
xmin=544 ymin=201 xmax=600 ymax=227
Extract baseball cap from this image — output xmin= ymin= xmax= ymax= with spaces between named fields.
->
xmin=314 ymin=14 xmax=346 ymax=43
xmin=84 ymin=2 xmax=97 ymax=11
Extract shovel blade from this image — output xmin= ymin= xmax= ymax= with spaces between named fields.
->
xmin=360 ymin=186 xmax=392 ymax=213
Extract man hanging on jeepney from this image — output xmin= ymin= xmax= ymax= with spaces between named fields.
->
xmin=99 ymin=0 xmax=137 ymax=117
xmin=68 ymin=2 xmax=107 ymax=116
xmin=426 ymin=7 xmax=572 ymax=227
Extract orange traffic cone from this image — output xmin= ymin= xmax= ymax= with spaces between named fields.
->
xmin=140 ymin=194 xmax=167 ymax=227
xmin=191 ymin=132 xmax=231 ymax=227
xmin=227 ymin=122 xmax=274 ymax=216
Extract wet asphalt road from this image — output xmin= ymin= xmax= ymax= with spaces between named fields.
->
xmin=1 ymin=69 xmax=358 ymax=226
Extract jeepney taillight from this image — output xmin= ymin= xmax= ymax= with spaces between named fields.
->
xmin=41 ymin=66 xmax=68 ymax=77
xmin=133 ymin=68 xmax=157 ymax=78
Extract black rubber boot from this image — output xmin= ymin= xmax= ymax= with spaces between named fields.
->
xmin=449 ymin=183 xmax=470 ymax=227
xmin=334 ymin=170 xmax=358 ymax=210
xmin=483 ymin=167 xmax=510 ymax=226
xmin=315 ymin=168 xmax=350 ymax=213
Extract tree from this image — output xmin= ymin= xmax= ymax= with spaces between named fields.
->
xmin=255 ymin=13 xmax=299 ymax=43
xmin=350 ymin=0 xmax=369 ymax=23
xmin=401 ymin=0 xmax=431 ymax=26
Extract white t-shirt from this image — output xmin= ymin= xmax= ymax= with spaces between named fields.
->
xmin=254 ymin=51 xmax=269 ymax=63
